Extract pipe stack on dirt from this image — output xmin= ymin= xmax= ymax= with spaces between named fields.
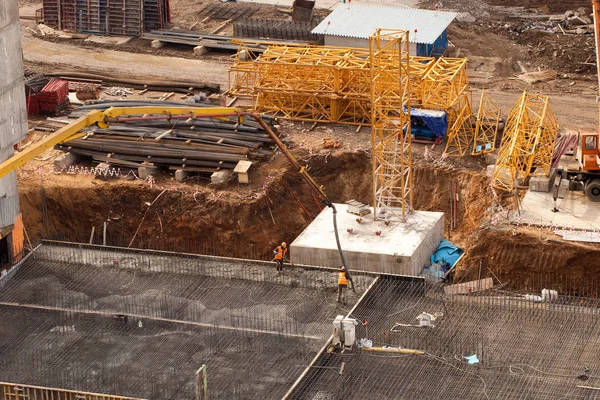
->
xmin=55 ymin=101 xmax=278 ymax=175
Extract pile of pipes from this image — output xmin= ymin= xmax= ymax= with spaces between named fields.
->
xmin=56 ymin=101 xmax=277 ymax=176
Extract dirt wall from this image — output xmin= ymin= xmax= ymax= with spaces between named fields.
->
xmin=19 ymin=152 xmax=492 ymax=262
xmin=458 ymin=227 xmax=600 ymax=295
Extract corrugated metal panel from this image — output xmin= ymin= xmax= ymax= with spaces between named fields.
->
xmin=311 ymin=4 xmax=456 ymax=44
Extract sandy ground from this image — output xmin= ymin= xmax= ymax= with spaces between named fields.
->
xmin=21 ymin=35 xmax=230 ymax=88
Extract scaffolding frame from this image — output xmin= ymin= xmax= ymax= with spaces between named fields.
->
xmin=369 ymin=29 xmax=412 ymax=220
xmin=471 ymin=90 xmax=501 ymax=156
xmin=228 ymin=43 xmax=261 ymax=98
xmin=492 ymin=91 xmax=558 ymax=192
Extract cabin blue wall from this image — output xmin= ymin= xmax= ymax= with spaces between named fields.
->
xmin=416 ymin=30 xmax=448 ymax=57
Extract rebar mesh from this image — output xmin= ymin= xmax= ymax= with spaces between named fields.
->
xmin=0 ymin=243 xmax=374 ymax=399
xmin=290 ymin=277 xmax=600 ymax=399
xmin=4 ymin=243 xmax=600 ymax=399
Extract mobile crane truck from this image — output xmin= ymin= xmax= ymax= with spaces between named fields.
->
xmin=552 ymin=0 xmax=600 ymax=202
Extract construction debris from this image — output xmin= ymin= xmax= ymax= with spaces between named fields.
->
xmin=36 ymin=23 xmax=56 ymax=36
xmin=517 ymin=70 xmax=557 ymax=84
xmin=105 ymin=87 xmax=134 ymax=96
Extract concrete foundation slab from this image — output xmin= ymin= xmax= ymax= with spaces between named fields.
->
xmin=519 ymin=189 xmax=600 ymax=232
xmin=291 ymin=204 xmax=444 ymax=275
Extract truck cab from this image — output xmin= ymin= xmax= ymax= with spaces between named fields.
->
xmin=555 ymin=130 xmax=600 ymax=202
xmin=579 ymin=130 xmax=600 ymax=172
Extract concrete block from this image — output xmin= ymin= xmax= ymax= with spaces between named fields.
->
xmin=486 ymin=165 xmax=495 ymax=178
xmin=239 ymin=49 xmax=249 ymax=61
xmin=193 ymin=45 xmax=208 ymax=56
xmin=529 ymin=169 xmax=557 ymax=192
xmin=151 ymin=40 xmax=165 ymax=49
xmin=557 ymin=178 xmax=569 ymax=199
xmin=211 ymin=170 xmax=232 ymax=184
xmin=175 ymin=169 xmax=189 ymax=182
xmin=138 ymin=165 xmax=160 ymax=179
xmin=54 ymin=152 xmax=82 ymax=169
xmin=291 ymin=204 xmax=444 ymax=276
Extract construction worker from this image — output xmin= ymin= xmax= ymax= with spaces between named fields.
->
xmin=337 ymin=266 xmax=348 ymax=303
xmin=273 ymin=242 xmax=288 ymax=273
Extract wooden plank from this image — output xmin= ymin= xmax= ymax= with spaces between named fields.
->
xmin=443 ymin=277 xmax=493 ymax=295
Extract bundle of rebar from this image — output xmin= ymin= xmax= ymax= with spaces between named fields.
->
xmin=233 ymin=18 xmax=324 ymax=43
xmin=57 ymin=101 xmax=277 ymax=175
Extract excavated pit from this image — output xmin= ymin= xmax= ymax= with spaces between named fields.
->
xmin=17 ymin=150 xmax=600 ymax=291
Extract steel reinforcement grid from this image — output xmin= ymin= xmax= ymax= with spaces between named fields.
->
xmin=3 ymin=242 xmax=600 ymax=399
xmin=0 ymin=242 xmax=375 ymax=399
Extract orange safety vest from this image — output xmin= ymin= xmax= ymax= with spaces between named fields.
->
xmin=338 ymin=271 xmax=348 ymax=286
xmin=275 ymin=246 xmax=287 ymax=260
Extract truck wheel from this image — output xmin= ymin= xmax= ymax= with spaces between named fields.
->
xmin=586 ymin=180 xmax=600 ymax=202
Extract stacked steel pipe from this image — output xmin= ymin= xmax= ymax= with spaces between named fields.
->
xmin=56 ymin=101 xmax=278 ymax=176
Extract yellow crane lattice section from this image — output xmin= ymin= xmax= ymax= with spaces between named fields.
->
xmin=228 ymin=43 xmax=440 ymax=127
xmin=491 ymin=91 xmax=558 ymax=192
xmin=370 ymin=29 xmax=412 ymax=220
xmin=228 ymin=43 xmax=260 ymax=98
xmin=254 ymin=45 xmax=372 ymax=125
xmin=472 ymin=90 xmax=501 ymax=156
xmin=421 ymin=57 xmax=469 ymax=110
xmin=443 ymin=91 xmax=474 ymax=157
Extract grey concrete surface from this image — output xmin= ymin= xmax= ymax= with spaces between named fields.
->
xmin=519 ymin=189 xmax=600 ymax=233
xmin=291 ymin=204 xmax=444 ymax=275
xmin=0 ymin=0 xmax=27 ymax=229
